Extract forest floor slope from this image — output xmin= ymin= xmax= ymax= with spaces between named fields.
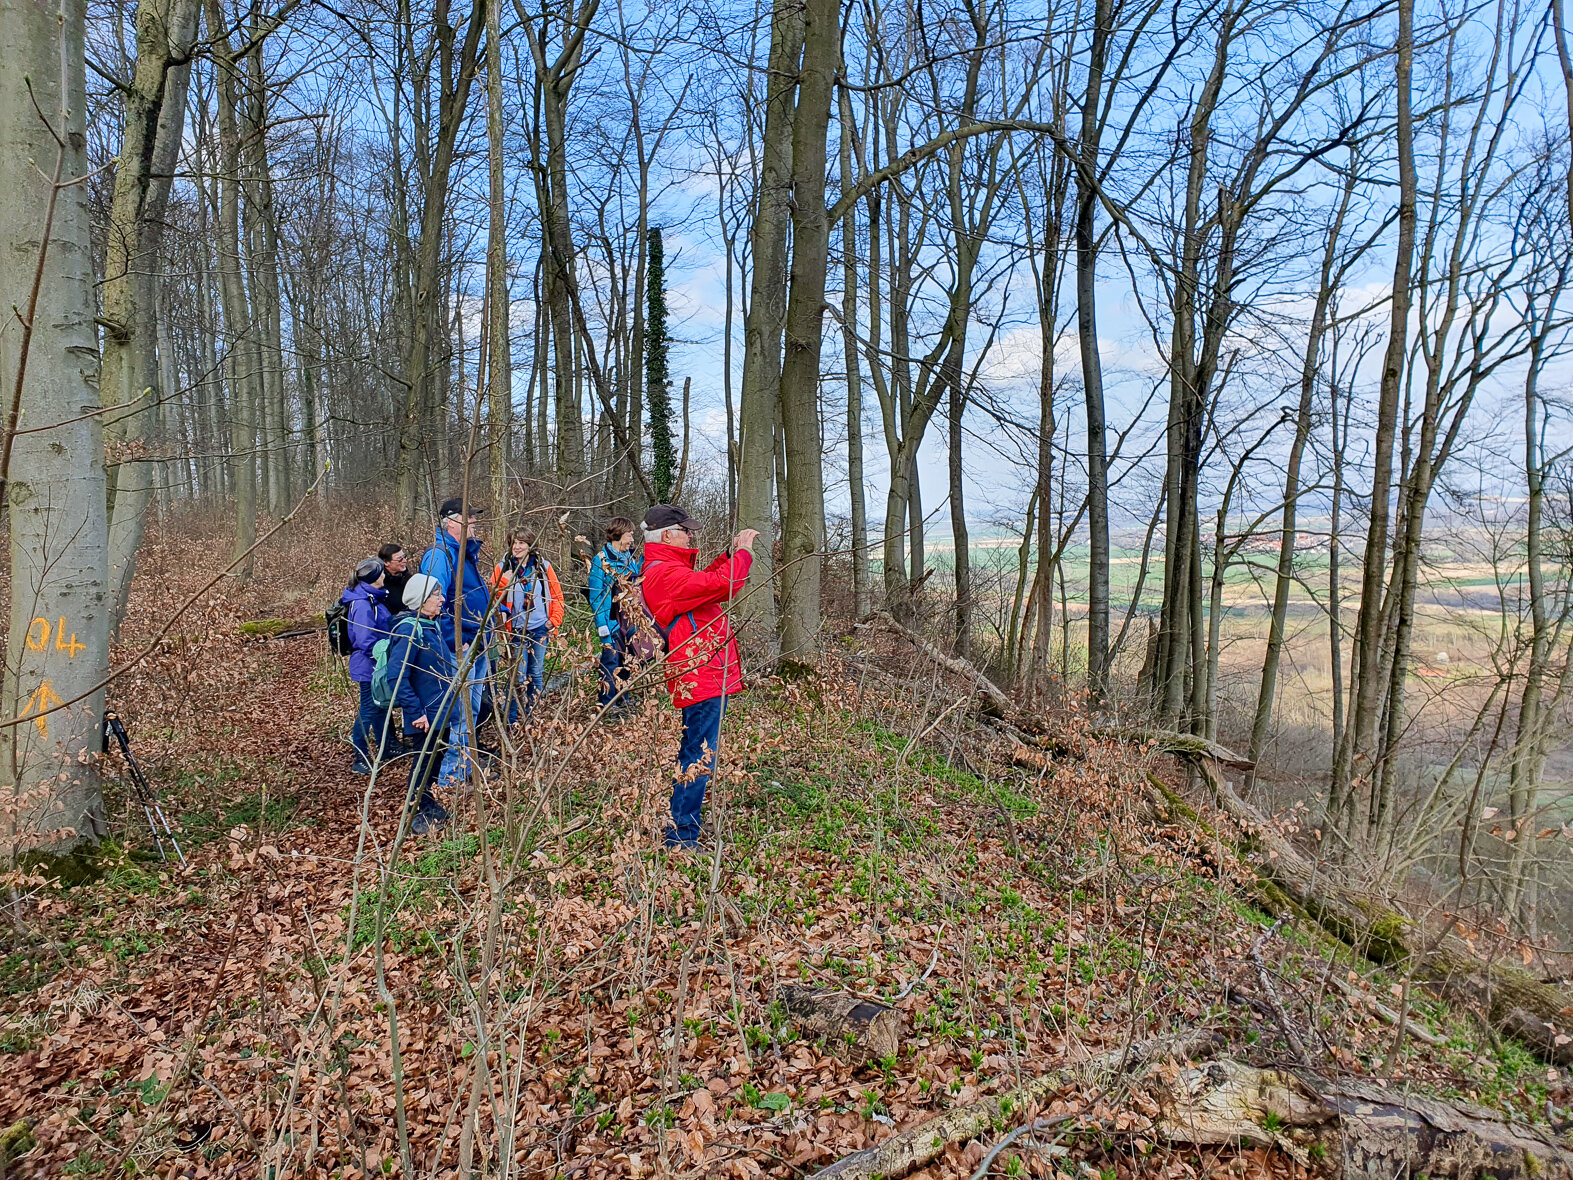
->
xmin=1 ymin=519 xmax=1569 ymax=1178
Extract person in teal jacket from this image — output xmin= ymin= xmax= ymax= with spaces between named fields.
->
xmin=587 ymin=516 xmax=640 ymax=708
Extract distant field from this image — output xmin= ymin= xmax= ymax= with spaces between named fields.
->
xmin=903 ymin=528 xmax=1532 ymax=620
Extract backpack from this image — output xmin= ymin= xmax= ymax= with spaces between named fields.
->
xmin=370 ymin=636 xmax=395 ymax=708
xmin=326 ymin=600 xmax=352 ymax=657
xmin=372 ymin=616 xmax=422 ymax=708
xmin=629 ymin=560 xmax=696 ymax=663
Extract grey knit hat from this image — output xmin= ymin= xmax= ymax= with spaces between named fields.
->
xmin=403 ymin=572 xmax=443 ymax=611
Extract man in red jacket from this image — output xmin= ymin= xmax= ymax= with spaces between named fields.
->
xmin=639 ymin=503 xmax=757 ymax=851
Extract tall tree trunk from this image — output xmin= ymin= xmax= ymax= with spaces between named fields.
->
xmin=205 ymin=0 xmax=261 ymax=576
xmin=1334 ymin=0 xmax=1415 ymax=830
xmin=1246 ymin=173 xmax=1353 ymax=784
xmin=1155 ymin=28 xmax=1228 ymax=725
xmin=646 ymin=226 xmax=675 ymax=501
xmin=736 ymin=0 xmax=803 ymax=658
xmin=838 ymin=96 xmax=869 ymax=618
xmin=1 ymin=0 xmax=110 ymax=854
xmin=946 ymin=369 xmax=970 ymax=657
xmin=523 ymin=1 xmax=599 ymax=515
xmin=394 ymin=0 xmax=485 ymax=524
xmin=485 ymin=0 xmax=512 ymax=515
xmin=244 ymin=36 xmax=288 ymax=518
xmin=1554 ymin=0 xmax=1573 ymax=233
xmin=1506 ymin=332 xmax=1549 ymax=930
xmin=776 ymin=0 xmax=834 ymax=661
xmin=1078 ymin=0 xmax=1112 ymax=701
xmin=101 ymin=0 xmax=200 ymax=632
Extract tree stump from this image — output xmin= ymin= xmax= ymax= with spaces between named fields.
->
xmin=776 ymin=983 xmax=903 ymax=1064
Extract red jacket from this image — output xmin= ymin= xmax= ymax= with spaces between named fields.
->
xmin=640 ymin=540 xmax=752 ymax=708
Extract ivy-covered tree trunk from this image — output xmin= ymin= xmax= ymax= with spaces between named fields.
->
xmin=1 ymin=0 xmax=110 ymax=855
xmin=645 ymin=226 xmax=675 ymax=502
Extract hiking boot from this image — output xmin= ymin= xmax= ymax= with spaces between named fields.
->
xmin=664 ymin=838 xmax=713 ymax=859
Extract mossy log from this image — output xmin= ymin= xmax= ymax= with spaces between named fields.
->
xmin=1155 ymin=1057 xmax=1573 ymax=1179
xmin=0 ymin=1119 xmax=36 ymax=1163
xmin=236 ymin=614 xmax=324 ymax=640
xmin=1157 ymin=764 xmax=1573 ymax=1067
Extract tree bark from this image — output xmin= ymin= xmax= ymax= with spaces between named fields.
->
xmin=204 ymin=0 xmax=261 ymax=577
xmin=839 ymin=93 xmax=870 ymax=619
xmin=735 ymin=0 xmax=802 ymax=658
xmin=1 ymin=0 xmax=111 ymax=854
xmin=485 ymin=0 xmax=512 ymax=515
xmin=1335 ymin=0 xmax=1415 ymax=829
xmin=1077 ymin=0 xmax=1112 ymax=701
xmin=101 ymin=0 xmax=200 ymax=632
xmin=1154 ymin=1057 xmax=1573 ymax=1179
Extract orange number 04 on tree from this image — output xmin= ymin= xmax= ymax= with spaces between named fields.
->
xmin=25 ymin=617 xmax=85 ymax=658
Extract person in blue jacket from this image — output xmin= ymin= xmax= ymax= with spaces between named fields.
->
xmin=386 ymin=572 xmax=453 ymax=834
xmin=417 ymin=496 xmax=493 ymax=789
xmin=587 ymin=516 xmax=641 ymax=708
xmin=341 ymin=557 xmax=392 ymax=773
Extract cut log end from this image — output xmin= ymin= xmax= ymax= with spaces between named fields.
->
xmin=776 ymin=983 xmax=903 ymax=1064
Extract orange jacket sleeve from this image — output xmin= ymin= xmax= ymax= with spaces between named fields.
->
xmin=546 ymin=563 xmax=564 ymax=630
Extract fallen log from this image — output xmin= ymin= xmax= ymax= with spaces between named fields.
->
xmin=812 ymin=1029 xmax=1219 ymax=1180
xmin=1095 ymin=726 xmax=1256 ymax=771
xmin=1150 ymin=769 xmax=1573 ymax=1067
xmin=776 ymin=984 xmax=903 ymax=1066
xmin=1154 ymin=1057 xmax=1573 ymax=1179
xmin=1324 ymin=970 xmax=1446 ymax=1048
xmin=861 ymin=617 xmax=1254 ymax=774
xmin=861 ymin=612 xmax=1014 ymax=718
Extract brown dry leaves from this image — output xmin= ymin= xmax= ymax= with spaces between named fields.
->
xmin=0 ymin=509 xmax=1559 ymax=1180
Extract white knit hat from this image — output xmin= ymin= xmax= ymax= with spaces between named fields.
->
xmin=403 ymin=572 xmax=443 ymax=611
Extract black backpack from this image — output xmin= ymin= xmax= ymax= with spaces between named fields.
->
xmin=326 ymin=600 xmax=352 ymax=657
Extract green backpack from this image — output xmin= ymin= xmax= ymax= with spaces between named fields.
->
xmin=373 ymin=616 xmax=431 ymax=708
xmin=371 ymin=636 xmax=396 ymax=708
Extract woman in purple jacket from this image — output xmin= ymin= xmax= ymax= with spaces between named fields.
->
xmin=342 ymin=557 xmax=392 ymax=773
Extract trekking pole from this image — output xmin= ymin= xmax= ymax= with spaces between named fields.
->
xmin=103 ymin=711 xmax=187 ymax=868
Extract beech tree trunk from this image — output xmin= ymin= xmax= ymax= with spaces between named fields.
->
xmin=1 ymin=0 xmax=110 ymax=854
xmin=205 ymin=0 xmax=261 ymax=577
xmin=484 ymin=0 xmax=511 ymax=514
xmin=101 ymin=0 xmax=199 ymax=633
xmin=735 ymin=0 xmax=802 ymax=658
xmin=1334 ymin=0 xmax=1415 ymax=829
xmin=775 ymin=0 xmax=836 ymax=663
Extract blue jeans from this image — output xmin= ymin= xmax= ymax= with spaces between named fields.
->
xmin=439 ymin=643 xmax=489 ymax=788
xmin=519 ymin=624 xmax=548 ymax=714
xmin=352 ymin=681 xmax=390 ymax=767
xmin=598 ymin=629 xmax=627 ymax=706
xmin=668 ymin=695 xmax=726 ymax=845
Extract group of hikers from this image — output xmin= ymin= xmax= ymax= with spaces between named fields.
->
xmin=336 ymin=498 xmax=757 ymax=847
